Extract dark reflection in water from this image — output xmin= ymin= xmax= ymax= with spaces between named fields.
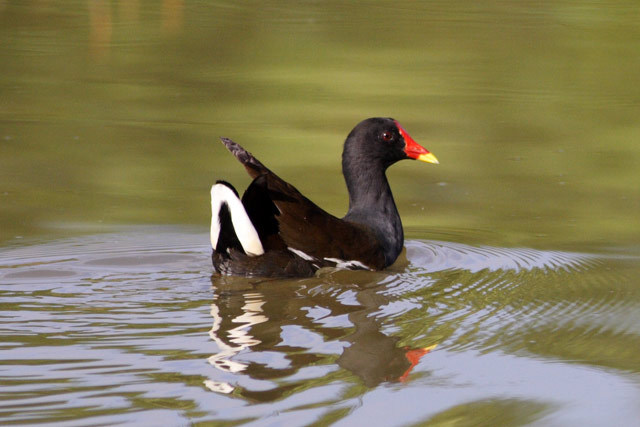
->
xmin=206 ymin=274 xmax=436 ymax=395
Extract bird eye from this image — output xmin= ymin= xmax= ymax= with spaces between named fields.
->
xmin=382 ymin=131 xmax=393 ymax=142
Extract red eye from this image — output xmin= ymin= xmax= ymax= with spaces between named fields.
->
xmin=382 ymin=131 xmax=393 ymax=142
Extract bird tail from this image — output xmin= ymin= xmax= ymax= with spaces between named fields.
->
xmin=220 ymin=137 xmax=271 ymax=179
xmin=210 ymin=181 xmax=264 ymax=256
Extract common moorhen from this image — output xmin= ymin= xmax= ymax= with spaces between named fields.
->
xmin=210 ymin=117 xmax=438 ymax=277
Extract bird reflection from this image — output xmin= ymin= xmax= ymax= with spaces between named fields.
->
xmin=205 ymin=272 xmax=436 ymax=397
xmin=337 ymin=303 xmax=436 ymax=387
xmin=208 ymin=292 xmax=267 ymax=373
xmin=204 ymin=292 xmax=268 ymax=394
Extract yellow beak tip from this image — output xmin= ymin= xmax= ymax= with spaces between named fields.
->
xmin=416 ymin=152 xmax=439 ymax=164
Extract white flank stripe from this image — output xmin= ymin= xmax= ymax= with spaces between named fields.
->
xmin=210 ymin=184 xmax=264 ymax=256
xmin=288 ymin=247 xmax=317 ymax=262
xmin=323 ymin=257 xmax=370 ymax=270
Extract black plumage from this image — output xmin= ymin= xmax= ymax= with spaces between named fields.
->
xmin=211 ymin=117 xmax=438 ymax=277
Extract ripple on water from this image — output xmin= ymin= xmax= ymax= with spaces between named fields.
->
xmin=395 ymin=240 xmax=640 ymax=363
xmin=405 ymin=240 xmax=600 ymax=274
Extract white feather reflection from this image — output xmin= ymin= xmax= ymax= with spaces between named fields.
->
xmin=208 ymin=292 xmax=267 ymax=373
xmin=205 ymin=292 xmax=268 ymax=393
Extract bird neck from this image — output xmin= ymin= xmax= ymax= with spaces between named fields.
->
xmin=342 ymin=157 xmax=404 ymax=266
xmin=343 ymin=161 xmax=391 ymax=211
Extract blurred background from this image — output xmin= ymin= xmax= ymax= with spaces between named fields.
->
xmin=1 ymin=1 xmax=639 ymax=248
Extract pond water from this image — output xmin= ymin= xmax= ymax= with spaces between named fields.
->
xmin=1 ymin=1 xmax=639 ymax=426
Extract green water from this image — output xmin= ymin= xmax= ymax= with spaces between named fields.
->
xmin=1 ymin=1 xmax=639 ymax=426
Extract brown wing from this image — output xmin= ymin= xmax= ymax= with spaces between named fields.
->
xmin=220 ymin=138 xmax=386 ymax=269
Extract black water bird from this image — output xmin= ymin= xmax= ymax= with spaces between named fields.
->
xmin=210 ymin=117 xmax=439 ymax=277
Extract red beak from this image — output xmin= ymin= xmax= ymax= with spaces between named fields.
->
xmin=395 ymin=121 xmax=439 ymax=164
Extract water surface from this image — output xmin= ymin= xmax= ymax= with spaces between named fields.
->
xmin=1 ymin=228 xmax=639 ymax=425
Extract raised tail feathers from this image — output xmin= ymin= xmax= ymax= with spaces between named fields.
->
xmin=220 ymin=137 xmax=270 ymax=179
